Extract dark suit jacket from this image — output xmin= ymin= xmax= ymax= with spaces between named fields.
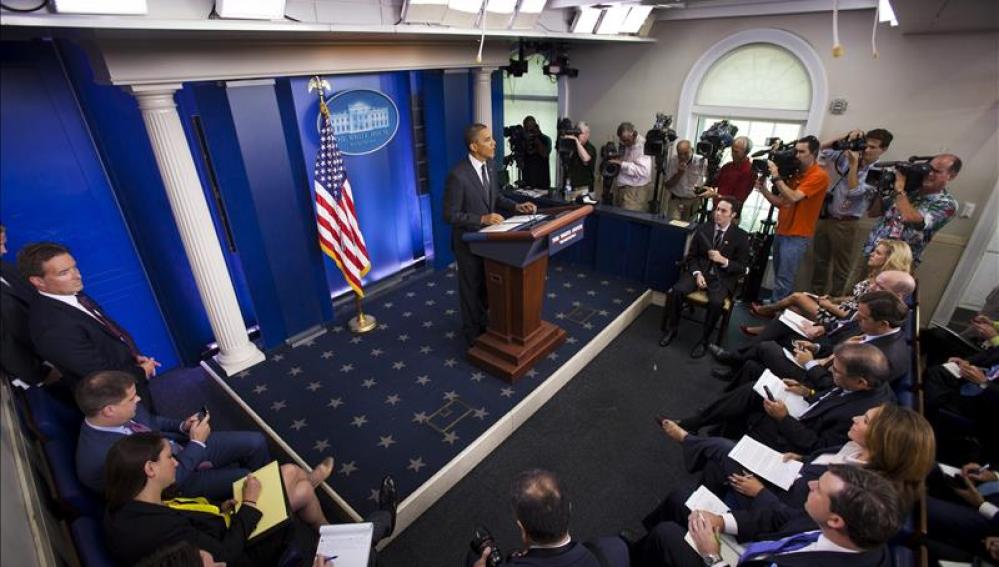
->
xmin=802 ymin=330 xmax=910 ymax=390
xmin=28 ymin=292 xmax=144 ymax=387
xmin=75 ymin=404 xmax=204 ymax=493
xmin=504 ymin=541 xmax=606 ymax=567
xmin=105 ymin=499 xmax=277 ymax=567
xmin=443 ymin=157 xmax=518 ymax=252
xmin=770 ymin=383 xmax=896 ymax=453
xmin=685 ymin=222 xmax=751 ymax=295
xmin=0 ymin=260 xmax=46 ymax=382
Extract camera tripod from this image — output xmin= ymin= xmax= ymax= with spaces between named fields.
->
xmin=741 ymin=202 xmax=778 ymax=302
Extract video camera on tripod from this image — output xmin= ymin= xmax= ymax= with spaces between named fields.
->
xmin=644 ymin=113 xmax=677 ymax=159
xmin=865 ymin=156 xmax=934 ymax=199
xmin=751 ymin=137 xmax=802 ymax=190
xmin=696 ymin=119 xmax=738 ymax=187
xmin=556 ymin=117 xmax=581 ymax=160
xmin=502 ymin=124 xmax=528 ymax=175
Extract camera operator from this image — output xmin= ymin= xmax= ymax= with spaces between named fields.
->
xmin=862 ymin=153 xmax=960 ymax=267
xmin=561 ymin=121 xmax=596 ymax=201
xmin=663 ymin=140 xmax=707 ymax=221
xmin=754 ymin=135 xmax=829 ymax=302
xmin=467 ymin=469 xmax=628 ymax=567
xmin=609 ymin=122 xmax=653 ymax=212
xmin=811 ymin=128 xmax=893 ymax=295
xmin=701 ymin=136 xmax=755 ymax=204
xmin=521 ymin=116 xmax=552 ymax=190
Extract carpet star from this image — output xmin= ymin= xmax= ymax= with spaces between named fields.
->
xmin=525 ymin=369 xmax=538 ymax=378
xmin=385 ymin=394 xmax=401 ymax=406
xmin=547 ymin=292 xmax=557 ymax=299
xmin=412 ymin=411 xmax=429 ymax=423
xmin=406 ymin=291 xmax=416 ymax=298
xmin=290 ymin=419 xmax=307 ymax=431
xmin=340 ymin=363 xmax=354 ymax=373
xmin=598 ymin=310 xmax=609 ymax=317
xmin=443 ymin=358 xmax=457 ymax=368
xmin=378 ymin=323 xmax=389 ymax=330
xmin=327 ymin=397 xmax=343 ymax=408
xmin=253 ymin=384 xmax=268 ymax=394
xmin=273 ymin=354 xmax=285 ymax=362
xmin=563 ymin=282 xmax=573 ymax=288
xmin=339 ymin=461 xmax=357 ymax=476
xmin=470 ymin=372 xmax=484 ymax=383
xmin=407 ymin=457 xmax=426 ymax=472
xmin=586 ymin=290 xmax=597 ymax=296
xmin=472 ymin=407 xmax=489 ymax=419
xmin=370 ymin=348 xmax=384 ymax=357
xmin=271 ymin=400 xmax=287 ymax=411
xmin=500 ymin=387 xmax=514 ymax=398
xmin=583 ymin=322 xmax=594 ymax=330
xmin=446 ymin=289 xmax=455 ymax=295
xmin=626 ymin=287 xmax=636 ymax=293
xmin=349 ymin=336 xmax=363 ymax=344
xmin=566 ymin=337 xmax=578 ymax=344
xmin=313 ymin=439 xmax=330 ymax=452
xmin=547 ymin=352 xmax=559 ymax=360
xmin=351 ymin=415 xmax=368 ymax=428
xmin=612 ymin=298 xmax=622 ymax=304
xmin=321 ymin=350 xmax=334 ymax=359
xmin=442 ymin=431 xmax=459 ymax=445
xmin=236 ymin=370 xmax=251 ymax=378
xmin=377 ymin=435 xmax=396 ymax=449
xmin=415 ymin=375 xmax=430 ymax=386
xmin=446 ymin=271 xmax=455 ymax=277
xmin=362 ymin=378 xmax=377 ymax=389
xmin=555 ymin=266 xmax=563 ymax=272
xmin=555 ymin=312 xmax=566 ymax=320
xmin=444 ymin=309 xmax=455 ymax=316
xmin=422 ymin=321 xmax=433 ymax=328
xmin=299 ymin=339 xmax=315 ymax=347
xmin=443 ymin=390 xmax=459 ymax=402
xmin=425 ymin=299 xmax=436 ymax=306
xmin=332 ymin=326 xmax=344 ymax=333
xmin=419 ymin=345 xmax=433 ymax=354
xmin=402 ymin=311 xmax=413 ymax=318
xmin=306 ymin=381 xmax=322 ymax=392
xmin=577 ymin=272 xmax=586 ymax=278
xmin=392 ymin=361 xmax=406 ymax=370
xmin=601 ymin=280 xmax=609 ymax=285
xmin=368 ymin=489 xmax=380 ymax=502
xmin=426 ymin=281 xmax=436 ymax=287
xmin=398 ymin=334 xmax=410 ymax=342
xmin=572 ymin=301 xmax=581 ymax=307
xmin=288 ymin=366 xmax=303 ymax=376
xmin=383 ymin=302 xmax=394 ymax=309
xmin=445 ymin=331 xmax=456 ymax=339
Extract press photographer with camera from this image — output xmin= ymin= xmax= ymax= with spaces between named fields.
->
xmin=754 ymin=135 xmax=829 ymax=302
xmin=521 ymin=116 xmax=553 ymax=190
xmin=700 ymin=136 xmax=755 ymax=204
xmin=608 ymin=122 xmax=653 ymax=211
xmin=561 ymin=121 xmax=596 ymax=200
xmin=467 ymin=469 xmax=628 ymax=567
xmin=663 ymin=140 xmax=707 ymax=221
xmin=811 ymin=128 xmax=893 ymax=296
xmin=862 ymin=153 xmax=961 ymax=267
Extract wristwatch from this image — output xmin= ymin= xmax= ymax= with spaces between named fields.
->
xmin=701 ymin=553 xmax=724 ymax=566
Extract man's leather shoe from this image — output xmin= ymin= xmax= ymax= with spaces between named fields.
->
xmin=711 ymin=367 xmax=735 ymax=381
xmin=379 ymin=475 xmax=398 ymax=536
xmin=707 ymin=344 xmax=740 ymax=366
xmin=659 ymin=329 xmax=677 ymax=347
xmin=690 ymin=342 xmax=709 ymax=359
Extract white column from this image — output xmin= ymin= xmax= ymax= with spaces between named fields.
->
xmin=473 ymin=67 xmax=497 ymax=128
xmin=130 ymin=84 xmax=265 ymax=375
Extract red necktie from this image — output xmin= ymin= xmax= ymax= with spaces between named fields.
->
xmin=76 ymin=294 xmax=140 ymax=357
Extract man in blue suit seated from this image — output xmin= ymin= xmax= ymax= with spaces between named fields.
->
xmin=468 ymin=469 xmax=629 ymax=567
xmin=75 ymin=370 xmax=269 ymax=500
xmin=637 ymin=465 xmax=902 ymax=567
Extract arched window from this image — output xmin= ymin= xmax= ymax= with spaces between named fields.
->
xmin=676 ymin=29 xmax=827 ymax=231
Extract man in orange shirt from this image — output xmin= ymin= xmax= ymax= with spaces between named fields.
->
xmin=754 ymin=136 xmax=829 ymax=302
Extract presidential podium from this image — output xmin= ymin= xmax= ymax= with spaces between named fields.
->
xmin=462 ymin=205 xmax=593 ymax=382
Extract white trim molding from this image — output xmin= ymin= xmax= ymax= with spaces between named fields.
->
xmin=675 ymin=28 xmax=828 ymax=141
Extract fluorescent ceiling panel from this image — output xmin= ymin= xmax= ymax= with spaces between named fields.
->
xmin=442 ymin=0 xmax=483 ymax=26
xmin=509 ymin=0 xmax=546 ymax=28
xmin=595 ymin=4 xmax=629 ymax=34
xmin=878 ymin=0 xmax=898 ymax=26
xmin=486 ymin=0 xmax=516 ymax=12
xmin=571 ymin=7 xmax=601 ymax=34
xmin=403 ymin=0 xmax=448 ymax=24
xmin=214 ymin=0 xmax=285 ymax=19
xmin=52 ymin=0 xmax=147 ymax=14
xmin=518 ymin=0 xmax=546 ymax=13
xmin=620 ymin=5 xmax=653 ymax=34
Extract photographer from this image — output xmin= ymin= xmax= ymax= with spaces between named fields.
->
xmin=609 ymin=122 xmax=653 ymax=212
xmin=467 ymin=469 xmax=628 ymax=567
xmin=812 ymin=128 xmax=892 ymax=295
xmin=562 ymin=121 xmax=596 ymax=200
xmin=663 ymin=140 xmax=707 ymax=221
xmin=701 ymin=136 xmax=755 ymax=204
xmin=754 ymin=136 xmax=829 ymax=302
xmin=862 ymin=153 xmax=960 ymax=266
xmin=521 ymin=116 xmax=552 ymax=190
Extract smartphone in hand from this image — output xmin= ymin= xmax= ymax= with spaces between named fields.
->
xmin=763 ymin=386 xmax=776 ymax=402
xmin=196 ymin=405 xmax=209 ymax=421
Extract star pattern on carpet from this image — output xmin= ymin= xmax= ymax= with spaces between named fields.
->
xmin=351 ymin=415 xmax=368 ymax=427
xmin=407 ymin=457 xmax=426 ymax=472
xmin=377 ymin=435 xmax=396 ymax=449
xmin=340 ymin=461 xmax=358 ymax=476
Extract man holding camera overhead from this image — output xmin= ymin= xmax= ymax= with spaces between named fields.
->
xmin=663 ymin=139 xmax=707 ymax=221
xmin=811 ymin=128 xmax=893 ymax=295
xmin=754 ymin=136 xmax=829 ymax=302
xmin=862 ymin=153 xmax=960 ymax=267
xmin=608 ymin=122 xmax=653 ymax=212
xmin=562 ymin=121 xmax=596 ymax=201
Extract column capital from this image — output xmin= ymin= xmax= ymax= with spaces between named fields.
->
xmin=128 ymin=84 xmax=184 ymax=111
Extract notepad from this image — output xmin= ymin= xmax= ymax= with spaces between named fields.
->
xmin=753 ymin=370 xmax=812 ymax=419
xmin=684 ymin=485 xmax=730 ymax=515
xmin=779 ymin=309 xmax=812 ymax=337
xmin=232 ymin=460 xmax=290 ymax=539
xmin=316 ymin=522 xmax=374 ymax=567
xmin=728 ymin=435 xmax=804 ymax=490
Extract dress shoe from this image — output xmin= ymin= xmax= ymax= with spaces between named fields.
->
xmin=690 ymin=342 xmax=709 ymax=359
xmin=659 ymin=329 xmax=677 ymax=347
xmin=711 ymin=367 xmax=735 ymax=381
xmin=707 ymin=344 xmax=740 ymax=366
xmin=379 ymin=475 xmax=399 ymax=537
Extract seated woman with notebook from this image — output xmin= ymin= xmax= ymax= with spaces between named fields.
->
xmin=103 ymin=432 xmax=305 ymax=567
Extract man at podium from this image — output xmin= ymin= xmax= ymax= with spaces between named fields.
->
xmin=444 ymin=123 xmax=537 ymax=345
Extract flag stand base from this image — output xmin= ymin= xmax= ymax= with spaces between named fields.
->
xmin=349 ymin=313 xmax=377 ymax=334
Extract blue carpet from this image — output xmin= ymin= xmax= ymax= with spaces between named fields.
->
xmin=216 ymin=261 xmax=645 ymax=517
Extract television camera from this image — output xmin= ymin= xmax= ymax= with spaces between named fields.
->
xmin=865 ymin=156 xmax=934 ymax=199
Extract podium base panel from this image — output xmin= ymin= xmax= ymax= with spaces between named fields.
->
xmin=467 ymin=321 xmax=567 ymax=383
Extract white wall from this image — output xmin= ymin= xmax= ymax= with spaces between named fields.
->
xmin=568 ymin=9 xmax=999 ymax=315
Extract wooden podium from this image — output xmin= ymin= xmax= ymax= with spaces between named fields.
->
xmin=462 ymin=205 xmax=593 ymax=382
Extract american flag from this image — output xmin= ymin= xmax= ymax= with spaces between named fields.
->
xmin=314 ymin=102 xmax=371 ymax=296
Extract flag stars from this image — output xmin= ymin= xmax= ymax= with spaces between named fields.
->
xmin=415 ymin=375 xmax=431 ymax=386
xmin=392 ymin=361 xmax=406 ymax=370
xmin=328 ymin=397 xmax=343 ymax=408
xmin=385 ymin=394 xmax=401 ymax=406
xmin=271 ymin=400 xmax=287 ymax=411
xmin=290 ymin=419 xmax=307 ymax=431
xmin=377 ymin=435 xmax=396 ymax=449
xmin=313 ymin=439 xmax=330 ymax=452
xmin=351 ymin=415 xmax=368 ymax=428
xmin=339 ymin=461 xmax=357 ymax=476
xmin=407 ymin=457 xmax=426 ymax=473
xmin=306 ymin=381 xmax=322 ymax=392
xmin=362 ymin=378 xmax=377 ymax=389
xmin=253 ymin=384 xmax=268 ymax=394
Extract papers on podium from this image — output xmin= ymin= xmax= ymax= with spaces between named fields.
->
xmin=779 ymin=309 xmax=813 ymax=337
xmin=753 ymin=370 xmax=811 ymax=419
xmin=682 ymin=486 xmax=741 ymax=564
xmin=316 ymin=522 xmax=374 ymax=567
xmin=728 ymin=436 xmax=804 ymax=490
xmin=232 ymin=461 xmax=289 ymax=539
xmin=479 ymin=214 xmax=549 ymax=233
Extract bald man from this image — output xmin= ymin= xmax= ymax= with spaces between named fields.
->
xmin=664 ymin=140 xmax=707 ymax=221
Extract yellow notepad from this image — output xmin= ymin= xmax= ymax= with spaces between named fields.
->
xmin=232 ymin=460 xmax=290 ymax=539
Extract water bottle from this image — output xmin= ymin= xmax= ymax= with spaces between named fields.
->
xmin=563 ymin=178 xmax=572 ymax=202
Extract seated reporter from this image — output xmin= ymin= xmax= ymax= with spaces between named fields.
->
xmin=75 ymin=370 xmax=334 ymax=525
xmin=925 ymin=463 xmax=999 ymax=565
xmin=467 ymin=468 xmax=628 ymax=567
xmin=660 ymin=197 xmax=750 ymax=358
xmin=637 ymin=465 xmax=903 ymax=567
xmin=673 ymin=343 xmax=895 ymax=455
